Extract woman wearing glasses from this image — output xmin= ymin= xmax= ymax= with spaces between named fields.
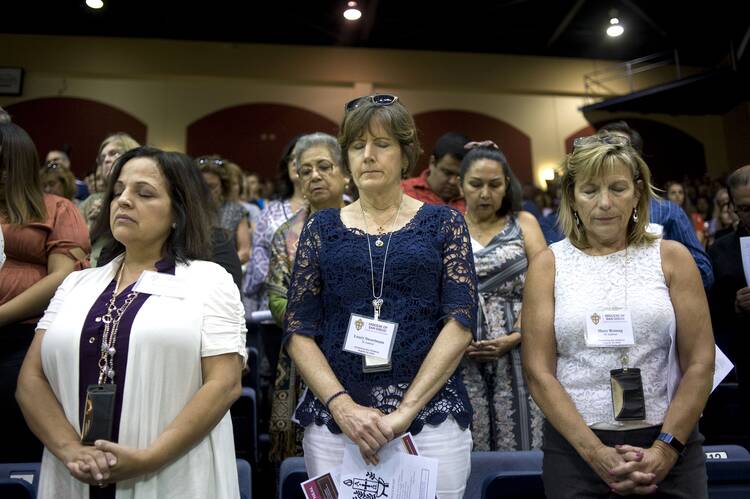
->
xmin=79 ymin=133 xmax=141 ymax=231
xmin=284 ymin=95 xmax=477 ymax=498
xmin=197 ymin=156 xmax=252 ymax=265
xmin=265 ymin=132 xmax=349 ymax=462
xmin=523 ymin=133 xmax=714 ymax=498
xmin=458 ymin=142 xmax=547 ymax=452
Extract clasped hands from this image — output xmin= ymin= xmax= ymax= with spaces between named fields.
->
xmin=63 ymin=440 xmax=153 ymax=487
xmin=590 ymin=441 xmax=679 ymax=496
xmin=329 ymin=395 xmax=414 ymax=465
xmin=466 ymin=333 xmax=520 ymax=362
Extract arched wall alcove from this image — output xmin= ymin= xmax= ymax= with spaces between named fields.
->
xmin=412 ymin=110 xmax=533 ymax=183
xmin=186 ymin=103 xmax=338 ymax=180
xmin=5 ymin=97 xmax=147 ymax=177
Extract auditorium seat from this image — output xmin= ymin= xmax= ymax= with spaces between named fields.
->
xmin=0 ymin=479 xmax=35 ymax=499
xmin=236 ymin=458 xmax=252 ymax=499
xmin=483 ymin=470 xmax=545 ymax=499
xmin=705 ymin=444 xmax=750 ymax=498
xmin=467 ymin=451 xmax=543 ymax=499
xmin=231 ymin=387 xmax=259 ymax=464
xmin=242 ymin=346 xmax=260 ymax=391
xmin=278 ymin=456 xmax=307 ymax=499
xmin=0 ymin=463 xmax=40 ymax=496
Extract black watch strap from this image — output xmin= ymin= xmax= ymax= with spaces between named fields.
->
xmin=657 ymin=432 xmax=686 ymax=455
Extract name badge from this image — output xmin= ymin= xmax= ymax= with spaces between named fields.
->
xmin=133 ymin=271 xmax=186 ymax=298
xmin=343 ymin=313 xmax=398 ymax=363
xmin=584 ymin=309 xmax=635 ymax=348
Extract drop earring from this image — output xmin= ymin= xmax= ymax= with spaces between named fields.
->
xmin=171 ymin=222 xmax=177 ymax=229
xmin=632 ymin=208 xmax=638 ymax=222
xmin=574 ymin=211 xmax=581 ymax=227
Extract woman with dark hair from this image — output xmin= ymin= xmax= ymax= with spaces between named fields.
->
xmin=243 ymin=135 xmax=306 ymax=314
xmin=17 ymin=147 xmax=246 ymax=498
xmin=458 ymin=142 xmax=547 ymax=452
xmin=285 ymin=95 xmax=477 ymax=498
xmin=197 ymin=155 xmax=252 ymax=265
xmin=0 ymin=122 xmax=90 ymax=463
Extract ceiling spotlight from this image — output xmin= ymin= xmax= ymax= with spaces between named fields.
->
xmin=606 ymin=10 xmax=624 ymax=37
xmin=343 ymin=1 xmax=362 ymax=21
xmin=86 ymin=0 xmax=104 ymax=9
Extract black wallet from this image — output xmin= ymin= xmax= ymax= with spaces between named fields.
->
xmin=610 ymin=368 xmax=646 ymax=421
xmin=81 ymin=384 xmax=116 ymax=445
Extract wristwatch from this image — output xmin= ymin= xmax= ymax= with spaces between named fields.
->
xmin=656 ymin=432 xmax=685 ymax=456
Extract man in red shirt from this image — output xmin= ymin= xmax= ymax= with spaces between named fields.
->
xmin=402 ymin=132 xmax=468 ymax=212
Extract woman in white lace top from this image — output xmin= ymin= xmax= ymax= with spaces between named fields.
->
xmin=522 ymin=133 xmax=715 ymax=499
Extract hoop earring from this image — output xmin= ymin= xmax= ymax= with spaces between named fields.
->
xmin=632 ymin=208 xmax=638 ymax=222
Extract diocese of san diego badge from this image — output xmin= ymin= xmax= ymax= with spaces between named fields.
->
xmin=590 ymin=312 xmax=600 ymax=325
xmin=355 ymin=318 xmax=364 ymax=331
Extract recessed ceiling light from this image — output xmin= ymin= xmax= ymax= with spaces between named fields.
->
xmin=606 ymin=18 xmax=624 ymax=37
xmin=86 ymin=0 xmax=104 ymax=9
xmin=343 ymin=1 xmax=362 ymax=21
xmin=606 ymin=9 xmax=623 ymax=38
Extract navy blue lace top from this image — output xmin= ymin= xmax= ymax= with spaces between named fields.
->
xmin=284 ymin=204 xmax=478 ymax=435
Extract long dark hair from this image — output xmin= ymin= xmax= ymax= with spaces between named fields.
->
xmin=274 ymin=135 xmax=303 ymax=200
xmin=0 ymin=123 xmax=46 ymax=224
xmin=91 ymin=147 xmax=215 ymax=263
xmin=460 ymin=145 xmax=522 ymax=217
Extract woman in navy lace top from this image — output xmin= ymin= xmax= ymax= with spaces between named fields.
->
xmin=284 ymin=95 xmax=478 ymax=499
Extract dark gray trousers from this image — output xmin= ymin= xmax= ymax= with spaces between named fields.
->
xmin=542 ymin=421 xmax=708 ymax=499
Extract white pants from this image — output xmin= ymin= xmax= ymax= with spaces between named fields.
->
xmin=302 ymin=417 xmax=472 ymax=499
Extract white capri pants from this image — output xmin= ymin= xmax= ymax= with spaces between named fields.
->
xmin=302 ymin=416 xmax=472 ymax=499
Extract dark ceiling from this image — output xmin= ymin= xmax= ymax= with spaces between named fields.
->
xmin=5 ymin=0 xmax=750 ymax=68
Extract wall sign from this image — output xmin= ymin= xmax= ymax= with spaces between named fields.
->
xmin=0 ymin=68 xmax=24 ymax=96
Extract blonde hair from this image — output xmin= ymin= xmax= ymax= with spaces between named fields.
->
xmin=559 ymin=134 xmax=657 ymax=249
xmin=97 ymin=132 xmax=140 ymax=164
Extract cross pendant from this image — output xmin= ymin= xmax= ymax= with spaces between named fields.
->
xmin=372 ymin=298 xmax=383 ymax=320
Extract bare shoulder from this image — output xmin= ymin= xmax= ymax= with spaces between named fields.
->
xmin=659 ymin=239 xmax=692 ymax=265
xmin=529 ymin=247 xmax=556 ymax=272
xmin=659 ymin=239 xmax=695 ymax=285
xmin=517 ymin=210 xmax=539 ymax=225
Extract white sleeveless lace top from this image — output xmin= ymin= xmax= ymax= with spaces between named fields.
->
xmin=550 ymin=238 xmax=674 ymax=427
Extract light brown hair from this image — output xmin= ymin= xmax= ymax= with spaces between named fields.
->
xmin=338 ymin=97 xmax=421 ymax=179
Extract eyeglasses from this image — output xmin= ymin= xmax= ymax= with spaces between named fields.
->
xmin=197 ymin=157 xmax=226 ymax=167
xmin=298 ymin=161 xmax=336 ymax=180
xmin=344 ymin=94 xmax=399 ymax=113
xmin=572 ymin=134 xmax=631 ymax=149
xmin=98 ymin=149 xmax=123 ymax=164
xmin=44 ymin=162 xmax=64 ymax=170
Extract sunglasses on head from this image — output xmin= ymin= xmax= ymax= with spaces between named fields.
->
xmin=197 ymin=157 xmax=226 ymax=167
xmin=45 ymin=162 xmax=64 ymax=170
xmin=573 ymin=134 xmax=631 ymax=150
xmin=344 ymin=94 xmax=399 ymax=113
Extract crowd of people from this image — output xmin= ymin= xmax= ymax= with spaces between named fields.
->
xmin=0 ymin=98 xmax=748 ymax=498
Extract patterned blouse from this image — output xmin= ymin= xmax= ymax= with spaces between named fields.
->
xmin=284 ymin=205 xmax=478 ymax=435
xmin=243 ymin=199 xmax=298 ymax=313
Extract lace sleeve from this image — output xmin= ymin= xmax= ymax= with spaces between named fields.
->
xmin=283 ymin=216 xmax=323 ymax=344
xmin=439 ymin=208 xmax=478 ymax=337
